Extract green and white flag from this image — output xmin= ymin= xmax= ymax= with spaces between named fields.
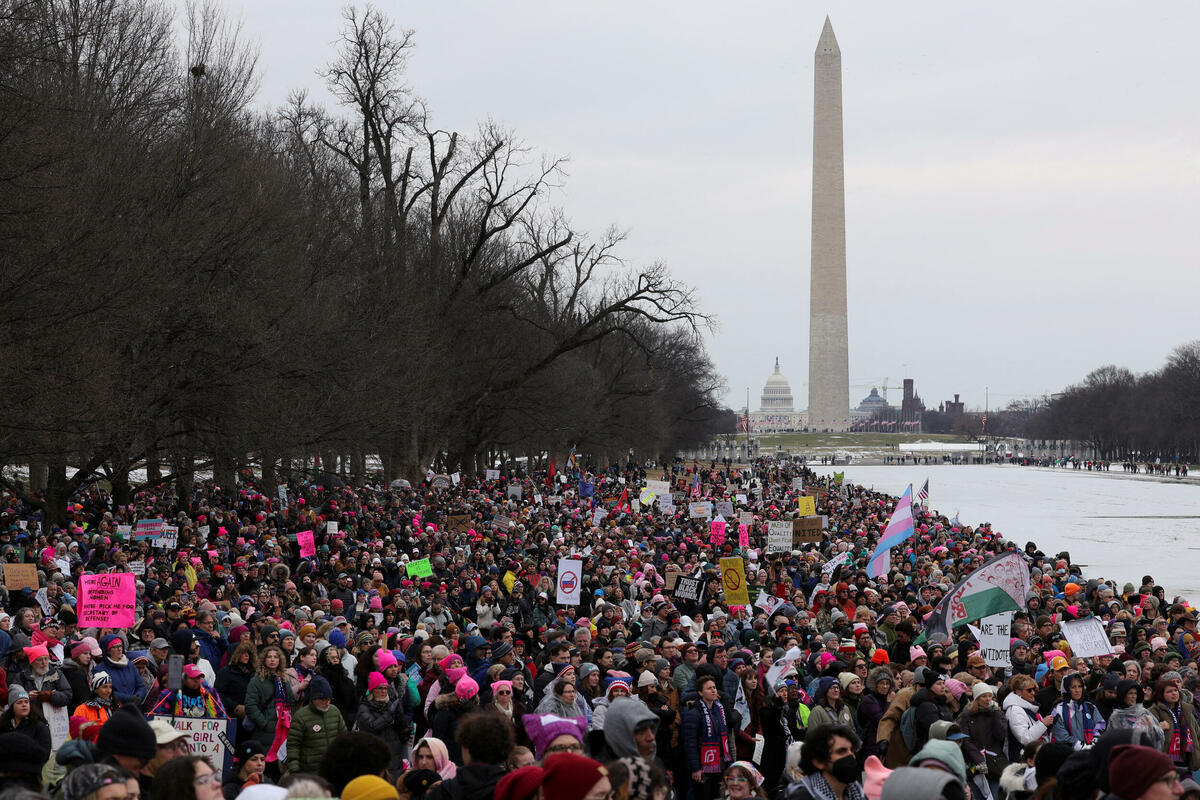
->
xmin=919 ymin=552 xmax=1029 ymax=644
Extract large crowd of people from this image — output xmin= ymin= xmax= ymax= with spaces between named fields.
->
xmin=0 ymin=457 xmax=1195 ymax=800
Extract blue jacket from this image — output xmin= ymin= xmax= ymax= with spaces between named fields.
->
xmin=95 ymin=656 xmax=146 ymax=704
xmin=193 ymin=628 xmax=227 ymax=669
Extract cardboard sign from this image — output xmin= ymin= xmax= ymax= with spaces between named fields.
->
xmin=664 ymin=570 xmax=680 ymax=591
xmin=78 ymin=573 xmax=136 ymax=627
xmin=646 ymin=480 xmax=670 ymax=497
xmin=719 ymin=557 xmax=749 ymax=605
xmin=3 ymin=563 xmax=39 ymax=592
xmin=1061 ymin=617 xmax=1113 ymax=658
xmin=149 ymin=717 xmax=236 ymax=775
xmin=446 ymin=515 xmax=473 ymax=534
xmin=674 ymin=576 xmax=703 ymax=601
xmin=557 ymin=558 xmax=582 ymax=605
xmin=796 ymin=496 xmax=817 ymax=516
xmin=297 ymin=530 xmax=316 ymax=558
xmin=406 ymin=558 xmax=433 ymax=578
xmin=978 ymin=611 xmax=1012 ymax=668
xmin=277 ymin=485 xmax=288 ymax=507
xmin=430 ymin=474 xmax=452 ymax=490
xmin=792 ymin=516 xmax=823 ymax=545
xmin=766 ymin=521 xmax=792 ymax=554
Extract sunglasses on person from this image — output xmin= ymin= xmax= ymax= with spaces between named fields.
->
xmin=495 ymin=689 xmax=512 ymax=696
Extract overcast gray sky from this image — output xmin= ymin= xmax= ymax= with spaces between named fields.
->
xmin=221 ymin=1 xmax=1200 ymax=413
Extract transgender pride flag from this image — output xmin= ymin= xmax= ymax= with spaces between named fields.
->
xmin=866 ymin=486 xmax=915 ymax=579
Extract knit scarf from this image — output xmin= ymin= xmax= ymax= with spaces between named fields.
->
xmin=1057 ymin=699 xmax=1099 ymax=744
xmin=796 ymin=772 xmax=867 ymax=800
xmin=1168 ymin=702 xmax=1192 ymax=757
xmin=267 ymin=677 xmax=291 ymax=763
xmin=699 ymin=698 xmax=730 ymax=773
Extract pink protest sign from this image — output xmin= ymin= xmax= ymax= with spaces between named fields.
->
xmin=79 ymin=573 xmax=136 ymax=627
xmin=297 ymin=530 xmax=316 ymax=558
xmin=710 ymin=519 xmax=726 ymax=545
xmin=738 ymin=524 xmax=749 ymax=548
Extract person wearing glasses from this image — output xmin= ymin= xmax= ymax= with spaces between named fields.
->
xmin=151 ymin=755 xmax=224 ymax=800
xmin=1105 ymin=744 xmax=1185 ymax=800
xmin=722 ymin=761 xmax=767 ymax=800
xmin=1002 ymin=675 xmax=1055 ymax=761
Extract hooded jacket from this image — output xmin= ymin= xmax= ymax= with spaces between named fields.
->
xmin=1003 ymin=689 xmax=1050 ymax=759
xmin=604 ymin=696 xmax=659 ymax=759
xmin=93 ymin=654 xmax=144 ymax=705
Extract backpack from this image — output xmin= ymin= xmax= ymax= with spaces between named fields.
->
xmin=899 ymin=706 xmax=919 ymax=751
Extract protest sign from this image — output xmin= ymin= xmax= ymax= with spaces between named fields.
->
xmin=796 ymin=496 xmax=817 ymax=516
xmin=446 ymin=515 xmax=472 ymax=534
xmin=658 ymin=497 xmax=675 ymax=514
xmin=3 ymin=563 xmax=38 ymax=592
xmin=792 ymin=477 xmax=803 ymax=490
xmin=1061 ymin=617 xmax=1113 ymax=658
xmin=645 ymin=479 xmax=670 ymax=497
xmin=720 ymin=557 xmax=749 ymax=605
xmin=688 ymin=501 xmax=713 ymax=519
xmin=406 ymin=558 xmax=433 ymax=578
xmin=493 ymin=515 xmax=512 ymax=530
xmin=197 ymin=524 xmax=211 ymax=539
xmin=765 ymin=646 xmax=802 ymax=687
xmin=715 ymin=501 xmax=735 ymax=518
xmin=451 ymin=472 xmax=460 ymax=485
xmin=46 ymin=704 xmax=69 ymax=753
xmin=766 ymin=521 xmax=792 ymax=554
xmin=430 ymin=474 xmax=452 ymax=490
xmin=738 ymin=511 xmax=754 ymax=525
xmin=736 ymin=493 xmax=748 ymax=505
xmin=134 ymin=518 xmax=163 ymax=540
xmin=277 ymin=485 xmax=288 ymax=507
xmin=297 ymin=530 xmax=316 ymax=558
xmin=557 ymin=558 xmax=582 ymax=605
xmin=149 ymin=717 xmax=236 ymax=775
xmin=326 ymin=521 xmax=338 ymax=535
xmin=115 ymin=524 xmax=131 ymax=540
xmin=664 ymin=569 xmax=680 ymax=591
xmin=674 ymin=576 xmax=703 ymax=601
xmin=792 ymin=516 xmax=823 ymax=545
xmin=35 ymin=588 xmax=52 ymax=616
xmin=485 ymin=469 xmax=501 ymax=481
xmin=155 ymin=526 xmax=177 ymax=549
xmin=738 ymin=524 xmax=750 ymax=548
xmin=592 ymin=507 xmax=608 ymax=526
xmin=978 ymin=611 xmax=1012 ymax=668
xmin=639 ymin=488 xmax=656 ymax=505
xmin=507 ymin=484 xmax=523 ymax=500
xmin=821 ymin=552 xmax=850 ymax=575
xmin=710 ymin=519 xmax=726 ymax=545
xmin=78 ymin=573 xmax=136 ymax=627
xmin=127 ymin=560 xmax=146 ymax=576
xmin=755 ymin=589 xmax=784 ymax=615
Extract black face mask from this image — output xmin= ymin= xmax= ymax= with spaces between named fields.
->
xmin=830 ymin=754 xmax=861 ymax=784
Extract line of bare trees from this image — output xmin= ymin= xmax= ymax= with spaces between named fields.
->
xmin=0 ymin=1 xmax=729 ymax=521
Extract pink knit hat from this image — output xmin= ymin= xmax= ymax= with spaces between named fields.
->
xmin=862 ymin=755 xmax=892 ymax=800
xmin=455 ymin=676 xmax=479 ymax=700
xmin=377 ymin=650 xmax=398 ymax=671
xmin=367 ymin=671 xmax=388 ymax=692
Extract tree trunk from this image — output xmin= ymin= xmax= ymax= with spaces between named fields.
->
xmin=261 ymin=448 xmax=278 ymax=496
xmin=213 ymin=450 xmax=236 ymax=493
xmin=46 ymin=459 xmax=69 ymax=527
xmin=111 ymin=466 xmax=131 ymax=508
xmin=28 ymin=459 xmax=48 ymax=493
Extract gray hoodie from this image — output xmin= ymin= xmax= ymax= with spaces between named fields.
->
xmin=604 ymin=697 xmax=659 ymax=759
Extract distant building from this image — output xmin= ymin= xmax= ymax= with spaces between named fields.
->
xmin=941 ymin=394 xmax=965 ymax=419
xmin=856 ymin=387 xmax=891 ymax=415
xmin=750 ymin=359 xmax=806 ymax=431
xmin=901 ymin=378 xmax=926 ymax=430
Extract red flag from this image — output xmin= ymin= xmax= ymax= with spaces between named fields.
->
xmin=617 ymin=487 xmax=630 ymax=512
xmin=546 ymin=459 xmax=556 ymax=486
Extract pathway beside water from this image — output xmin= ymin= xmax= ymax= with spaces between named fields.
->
xmin=812 ymin=464 xmax=1200 ymax=602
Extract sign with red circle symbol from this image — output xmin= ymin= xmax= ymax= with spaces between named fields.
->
xmin=719 ymin=556 xmax=750 ymax=605
xmin=556 ymin=557 xmax=583 ymax=605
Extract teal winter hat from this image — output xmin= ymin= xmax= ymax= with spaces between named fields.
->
xmin=909 ymin=739 xmax=967 ymax=786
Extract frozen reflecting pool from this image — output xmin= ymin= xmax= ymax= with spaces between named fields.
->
xmin=811 ymin=464 xmax=1200 ymax=602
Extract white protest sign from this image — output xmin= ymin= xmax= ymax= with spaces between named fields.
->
xmin=507 ymin=484 xmax=522 ymax=500
xmin=766 ymin=646 xmax=803 ymax=687
xmin=485 ymin=469 xmax=501 ymax=481
xmin=792 ymin=477 xmax=803 ymax=490
xmin=755 ymin=590 xmax=785 ymax=615
xmin=155 ymin=526 xmax=177 ymax=549
xmin=592 ymin=507 xmax=608 ymax=526
xmin=1061 ymin=617 xmax=1113 ymax=658
xmin=556 ymin=558 xmax=583 ymax=605
xmin=659 ymin=498 xmax=675 ymax=514
xmin=128 ymin=560 xmax=146 ymax=576
xmin=715 ymin=501 xmax=735 ymax=518
xmin=688 ymin=501 xmax=713 ymax=519
xmin=327 ymin=521 xmax=338 ymax=535
xmin=645 ymin=480 xmax=670 ymax=497
xmin=739 ymin=511 xmax=755 ymax=525
xmin=277 ymin=485 xmax=288 ymax=506
xmin=196 ymin=524 xmax=210 ymax=539
xmin=978 ymin=611 xmax=1012 ymax=668
xmin=451 ymin=472 xmax=460 ymax=485
xmin=766 ymin=521 xmax=792 ymax=554
xmin=822 ymin=552 xmax=850 ymax=575
xmin=736 ymin=494 xmax=748 ymax=505
xmin=46 ymin=703 xmax=69 ymax=752
xmin=149 ymin=717 xmax=236 ymax=774
xmin=116 ymin=524 xmax=132 ymax=540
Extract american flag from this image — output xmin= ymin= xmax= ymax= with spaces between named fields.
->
xmin=916 ymin=478 xmax=930 ymax=504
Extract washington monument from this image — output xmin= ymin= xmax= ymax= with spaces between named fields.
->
xmin=807 ymin=17 xmax=850 ymax=431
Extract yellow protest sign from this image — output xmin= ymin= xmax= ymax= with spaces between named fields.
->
xmin=719 ymin=557 xmax=750 ymax=605
xmin=503 ymin=571 xmax=516 ymax=593
xmin=796 ymin=496 xmax=816 ymax=516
